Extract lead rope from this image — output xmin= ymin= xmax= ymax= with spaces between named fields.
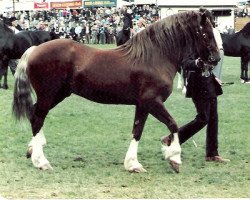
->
xmin=192 ymin=137 xmax=198 ymax=147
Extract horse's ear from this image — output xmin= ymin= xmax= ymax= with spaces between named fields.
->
xmin=200 ymin=13 xmax=207 ymax=26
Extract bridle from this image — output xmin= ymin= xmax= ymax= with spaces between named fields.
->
xmin=196 ymin=24 xmax=217 ymax=64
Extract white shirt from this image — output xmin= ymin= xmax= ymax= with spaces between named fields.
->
xmin=75 ymin=26 xmax=82 ymax=34
xmin=213 ymin=27 xmax=223 ymax=50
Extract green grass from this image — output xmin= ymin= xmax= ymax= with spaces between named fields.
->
xmin=0 ymin=44 xmax=249 ymax=199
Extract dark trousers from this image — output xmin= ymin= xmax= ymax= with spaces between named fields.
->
xmin=178 ymin=97 xmax=219 ymax=157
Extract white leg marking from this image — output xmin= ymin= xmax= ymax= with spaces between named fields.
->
xmin=162 ymin=133 xmax=182 ymax=164
xmin=124 ymin=139 xmax=146 ymax=172
xmin=30 ymin=130 xmax=53 ymax=170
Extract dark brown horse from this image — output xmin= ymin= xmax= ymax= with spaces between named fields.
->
xmin=221 ymin=22 xmax=250 ymax=82
xmin=0 ymin=18 xmax=58 ymax=89
xmin=13 ymin=11 xmax=220 ymax=173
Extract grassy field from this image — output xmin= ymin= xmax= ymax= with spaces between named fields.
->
xmin=0 ymin=44 xmax=249 ymax=199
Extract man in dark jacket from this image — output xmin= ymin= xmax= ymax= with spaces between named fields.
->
xmin=116 ymin=8 xmax=133 ymax=46
xmin=161 ymin=56 xmax=230 ymax=171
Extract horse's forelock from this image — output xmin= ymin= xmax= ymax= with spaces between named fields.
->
xmin=118 ymin=11 xmax=201 ymax=65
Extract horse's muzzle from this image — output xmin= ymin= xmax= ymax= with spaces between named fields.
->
xmin=208 ymin=55 xmax=221 ymax=66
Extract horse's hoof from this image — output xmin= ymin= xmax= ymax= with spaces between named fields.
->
xmin=169 ymin=160 xmax=180 ymax=173
xmin=26 ymin=147 xmax=33 ymax=158
xmin=39 ymin=163 xmax=53 ymax=170
xmin=129 ymin=167 xmax=147 ymax=173
xmin=2 ymin=85 xmax=8 ymax=89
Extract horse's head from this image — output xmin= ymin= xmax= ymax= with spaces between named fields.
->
xmin=195 ymin=12 xmax=220 ymax=66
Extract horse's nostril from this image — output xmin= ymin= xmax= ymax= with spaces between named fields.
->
xmin=208 ymin=56 xmax=215 ymax=62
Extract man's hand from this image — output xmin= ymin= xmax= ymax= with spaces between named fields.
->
xmin=195 ymin=58 xmax=204 ymax=70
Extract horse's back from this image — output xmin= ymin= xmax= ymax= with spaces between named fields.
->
xmin=25 ymin=39 xmax=135 ymax=104
xmin=27 ymin=39 xmax=97 ymax=81
xmin=30 ymin=30 xmax=51 ymax=44
xmin=222 ymin=33 xmax=242 ymax=56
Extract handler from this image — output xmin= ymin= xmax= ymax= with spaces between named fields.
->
xmin=161 ymin=56 xmax=230 ymax=166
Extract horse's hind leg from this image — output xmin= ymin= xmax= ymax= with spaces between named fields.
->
xmin=241 ymin=54 xmax=250 ymax=83
xmin=0 ymin=66 xmax=8 ymax=89
xmin=2 ymin=68 xmax=8 ymax=89
xmin=9 ymin=59 xmax=18 ymax=75
xmin=28 ymin=91 xmax=70 ymax=170
xmin=27 ymin=99 xmax=53 ymax=170
xmin=124 ymin=106 xmax=148 ymax=172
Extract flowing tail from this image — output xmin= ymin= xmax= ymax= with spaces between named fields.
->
xmin=12 ymin=46 xmax=37 ymax=121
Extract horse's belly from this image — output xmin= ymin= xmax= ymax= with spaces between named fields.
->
xmin=73 ymin=80 xmax=137 ymax=105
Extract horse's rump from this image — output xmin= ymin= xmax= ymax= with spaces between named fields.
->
xmin=221 ymin=22 xmax=250 ymax=81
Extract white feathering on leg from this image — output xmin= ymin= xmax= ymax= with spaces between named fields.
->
xmin=162 ymin=133 xmax=182 ymax=163
xmin=124 ymin=139 xmax=146 ymax=172
xmin=30 ymin=130 xmax=53 ymax=170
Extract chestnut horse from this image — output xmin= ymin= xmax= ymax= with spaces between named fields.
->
xmin=13 ymin=11 xmax=220 ymax=173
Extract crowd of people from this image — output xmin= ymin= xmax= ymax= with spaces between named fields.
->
xmin=1 ymin=5 xmax=160 ymax=45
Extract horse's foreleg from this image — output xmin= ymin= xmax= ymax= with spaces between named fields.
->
xmin=124 ymin=106 xmax=148 ymax=173
xmin=147 ymin=98 xmax=181 ymax=173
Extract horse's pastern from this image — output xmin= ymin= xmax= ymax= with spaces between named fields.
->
xmin=169 ymin=161 xmax=180 ymax=173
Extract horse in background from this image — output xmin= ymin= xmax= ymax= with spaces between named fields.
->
xmin=12 ymin=11 xmax=220 ymax=173
xmin=221 ymin=22 xmax=250 ymax=83
xmin=0 ymin=18 xmax=58 ymax=89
